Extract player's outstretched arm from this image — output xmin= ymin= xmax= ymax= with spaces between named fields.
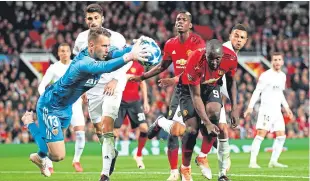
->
xmin=189 ymin=84 xmax=220 ymax=135
xmin=38 ymin=66 xmax=55 ymax=95
xmin=244 ymin=73 xmax=266 ymax=117
xmin=140 ymin=60 xmax=172 ymax=81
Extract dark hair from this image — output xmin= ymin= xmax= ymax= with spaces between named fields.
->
xmin=231 ymin=24 xmax=248 ymax=34
xmin=178 ymin=10 xmax=192 ymax=22
xmin=88 ymin=27 xmax=111 ymax=42
xmin=85 ymin=4 xmax=103 ymax=16
xmin=58 ymin=43 xmax=70 ymax=50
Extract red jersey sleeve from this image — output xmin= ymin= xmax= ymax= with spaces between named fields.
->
xmin=184 ymin=49 xmax=205 ymax=86
xmin=222 ymin=48 xmax=238 ymax=77
xmin=162 ymin=40 xmax=171 ymax=61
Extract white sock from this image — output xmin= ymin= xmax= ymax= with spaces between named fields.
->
xmin=157 ymin=116 xmax=174 ymax=134
xmin=171 ymin=169 xmax=179 ymax=173
xmin=46 ymin=157 xmax=53 ymax=168
xmin=270 ymin=135 xmax=286 ymax=163
xmin=198 ymin=152 xmax=208 ymax=158
xmin=217 ymin=138 xmax=230 ymax=177
xmin=73 ymin=131 xmax=85 ymax=163
xmin=250 ymin=135 xmax=264 ymax=164
xmin=101 ymin=132 xmax=115 ymax=176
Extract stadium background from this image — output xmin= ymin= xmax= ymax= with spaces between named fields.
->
xmin=0 ymin=1 xmax=308 ymax=147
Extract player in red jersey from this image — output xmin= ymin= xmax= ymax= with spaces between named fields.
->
xmin=183 ymin=39 xmax=238 ymax=181
xmin=130 ymin=11 xmax=205 ymax=180
xmin=114 ymin=61 xmax=150 ymax=169
xmin=196 ymin=24 xmax=248 ymax=179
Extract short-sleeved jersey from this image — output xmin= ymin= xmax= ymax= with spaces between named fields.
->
xmin=182 ymin=46 xmax=238 ymax=86
xmin=43 ymin=47 xmax=131 ymax=109
xmin=162 ymin=33 xmax=205 ymax=76
xmin=122 ymin=61 xmax=145 ymax=102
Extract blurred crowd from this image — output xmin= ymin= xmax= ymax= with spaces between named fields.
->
xmin=0 ymin=1 xmax=308 ymax=143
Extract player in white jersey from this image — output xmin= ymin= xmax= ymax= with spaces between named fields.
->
xmin=193 ymin=24 xmax=248 ymax=180
xmin=244 ymin=52 xmax=293 ymax=168
xmin=38 ymin=43 xmax=85 ymax=173
xmin=73 ymin=4 xmax=131 ymax=180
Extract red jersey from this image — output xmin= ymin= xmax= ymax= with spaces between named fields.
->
xmin=182 ymin=46 xmax=238 ymax=86
xmin=162 ymin=33 xmax=205 ymax=76
xmin=122 ymin=61 xmax=144 ymax=102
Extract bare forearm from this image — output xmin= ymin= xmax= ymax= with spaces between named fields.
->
xmin=142 ymin=60 xmax=172 ymax=80
xmin=140 ymin=81 xmax=148 ymax=103
xmin=226 ymin=75 xmax=237 ymax=109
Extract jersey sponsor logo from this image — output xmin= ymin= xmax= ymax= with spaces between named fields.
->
xmin=85 ymin=78 xmax=99 ymax=87
xmin=202 ymin=77 xmax=221 ymax=84
xmin=130 ymin=67 xmax=136 ymax=73
xmin=176 ymin=59 xmax=187 ymax=66
xmin=172 ymin=50 xmax=176 ymax=54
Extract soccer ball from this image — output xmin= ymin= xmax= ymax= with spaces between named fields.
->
xmin=139 ymin=37 xmax=162 ymax=67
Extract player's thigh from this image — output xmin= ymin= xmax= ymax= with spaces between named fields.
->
xmin=71 ymin=99 xmax=85 ymax=131
xmin=167 ymin=87 xmax=181 ymax=120
xmin=270 ymin=112 xmax=285 ymax=134
xmin=47 ymin=140 xmax=66 ymax=161
xmin=102 ymin=92 xmax=122 ymax=121
xmin=114 ymin=102 xmax=128 ymax=129
xmin=87 ymin=95 xmax=104 ymax=124
xmin=256 ymin=109 xmax=272 ymax=132
xmin=127 ymin=101 xmax=146 ymax=130
xmin=204 ymin=85 xmax=222 ymax=123
xmin=179 ymin=88 xmax=197 ymax=123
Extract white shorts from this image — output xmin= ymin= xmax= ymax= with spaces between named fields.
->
xmin=256 ymin=108 xmax=285 ymax=132
xmin=88 ymin=93 xmax=122 ymax=124
xmin=219 ymin=105 xmax=227 ymax=124
xmin=172 ymin=105 xmax=184 ymax=124
xmin=70 ymin=98 xmax=85 ymax=127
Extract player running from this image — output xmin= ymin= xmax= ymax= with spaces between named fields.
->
xmin=73 ymin=4 xmax=130 ymax=179
xmin=114 ymin=61 xmax=150 ymax=169
xmin=244 ymin=52 xmax=293 ymax=168
xmin=130 ymin=11 xmax=205 ymax=180
xmin=196 ymin=24 xmax=248 ymax=179
xmin=38 ymin=43 xmax=86 ymax=173
xmin=22 ymin=28 xmax=151 ymax=179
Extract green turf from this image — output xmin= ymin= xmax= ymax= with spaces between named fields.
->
xmin=0 ymin=143 xmax=308 ymax=181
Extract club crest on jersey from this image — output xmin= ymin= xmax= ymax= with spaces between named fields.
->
xmin=176 ymin=59 xmax=187 ymax=66
xmin=130 ymin=67 xmax=136 ymax=73
xmin=186 ymin=50 xmax=192 ymax=56
xmin=183 ymin=110 xmax=188 ymax=117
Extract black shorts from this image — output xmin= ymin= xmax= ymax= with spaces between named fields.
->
xmin=114 ymin=101 xmax=146 ymax=129
xmin=167 ymin=85 xmax=182 ymax=120
xmin=179 ymin=83 xmax=222 ymax=122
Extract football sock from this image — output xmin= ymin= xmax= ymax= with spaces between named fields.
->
xmin=136 ymin=132 xmax=147 ymax=157
xmin=28 ymin=123 xmax=48 ymax=158
xmin=218 ymin=138 xmax=230 ymax=177
xmin=101 ymin=132 xmax=115 ymax=176
xmin=270 ymin=135 xmax=286 ymax=163
xmin=199 ymin=135 xmax=216 ymax=158
xmin=73 ymin=131 xmax=85 ymax=163
xmin=182 ymin=131 xmax=198 ymax=166
xmin=167 ymin=135 xmax=179 ymax=170
xmin=97 ymin=133 xmax=104 ymax=145
xmin=250 ymin=135 xmax=264 ymax=164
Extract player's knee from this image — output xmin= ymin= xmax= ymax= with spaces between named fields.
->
xmin=139 ymin=123 xmax=148 ymax=133
xmin=49 ymin=153 xmax=65 ymax=162
xmin=208 ymin=108 xmax=221 ymax=121
xmin=171 ymin=122 xmax=186 ymax=136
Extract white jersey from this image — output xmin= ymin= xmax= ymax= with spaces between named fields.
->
xmin=38 ymin=61 xmax=71 ymax=95
xmin=73 ymin=28 xmax=132 ymax=97
xmin=220 ymin=41 xmax=237 ymax=99
xmin=248 ymin=69 xmax=289 ymax=111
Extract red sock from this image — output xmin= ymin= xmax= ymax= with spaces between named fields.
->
xmin=136 ymin=132 xmax=147 ymax=157
xmin=168 ymin=148 xmax=178 ymax=169
xmin=200 ymin=136 xmax=216 ymax=155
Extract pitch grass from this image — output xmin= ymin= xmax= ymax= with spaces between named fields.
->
xmin=0 ymin=143 xmax=308 ymax=181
